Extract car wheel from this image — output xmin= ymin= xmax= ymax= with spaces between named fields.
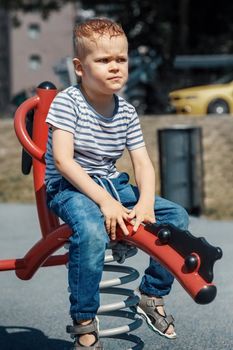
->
xmin=207 ymin=99 xmax=230 ymax=115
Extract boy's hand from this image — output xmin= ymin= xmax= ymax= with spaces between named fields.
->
xmin=127 ymin=203 xmax=156 ymax=232
xmin=100 ymin=198 xmax=131 ymax=240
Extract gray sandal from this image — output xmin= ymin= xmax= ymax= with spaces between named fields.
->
xmin=135 ymin=293 xmax=176 ymax=339
xmin=66 ymin=318 xmax=104 ymax=349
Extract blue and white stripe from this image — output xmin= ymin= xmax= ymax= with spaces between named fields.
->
xmin=45 ymin=85 xmax=145 ymax=184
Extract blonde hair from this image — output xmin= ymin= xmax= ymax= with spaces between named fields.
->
xmin=73 ymin=18 xmax=126 ymax=58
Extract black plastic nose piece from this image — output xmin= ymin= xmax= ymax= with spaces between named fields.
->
xmin=195 ymin=285 xmax=217 ymax=304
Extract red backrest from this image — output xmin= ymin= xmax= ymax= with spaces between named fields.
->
xmin=14 ymin=82 xmax=60 ymax=238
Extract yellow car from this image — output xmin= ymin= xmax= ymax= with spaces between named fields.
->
xmin=169 ymin=75 xmax=233 ymax=115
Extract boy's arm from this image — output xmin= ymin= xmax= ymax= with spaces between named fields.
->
xmin=128 ymin=146 xmax=156 ymax=231
xmin=52 ymin=127 xmax=130 ymax=238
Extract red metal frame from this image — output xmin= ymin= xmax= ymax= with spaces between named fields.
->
xmin=0 ymin=84 xmax=219 ymax=304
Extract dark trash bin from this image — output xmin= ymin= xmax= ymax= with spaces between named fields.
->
xmin=158 ymin=125 xmax=204 ymax=215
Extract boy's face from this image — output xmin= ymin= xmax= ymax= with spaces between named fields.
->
xmin=73 ymin=34 xmax=128 ymax=96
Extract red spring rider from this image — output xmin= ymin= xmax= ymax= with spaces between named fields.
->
xmin=0 ymin=82 xmax=222 ymax=305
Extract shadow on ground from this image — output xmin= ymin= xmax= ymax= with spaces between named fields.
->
xmin=0 ymin=326 xmax=72 ymax=350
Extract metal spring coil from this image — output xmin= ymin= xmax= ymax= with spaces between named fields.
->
xmin=66 ymin=241 xmax=144 ymax=349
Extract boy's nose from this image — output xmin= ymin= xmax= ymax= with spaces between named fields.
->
xmin=109 ymin=61 xmax=119 ymax=71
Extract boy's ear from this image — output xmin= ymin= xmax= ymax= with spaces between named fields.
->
xmin=73 ymin=58 xmax=83 ymax=77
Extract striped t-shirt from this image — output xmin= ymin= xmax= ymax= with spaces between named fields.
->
xmin=45 ymin=85 xmax=145 ymax=185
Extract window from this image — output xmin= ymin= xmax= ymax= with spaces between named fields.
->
xmin=28 ymin=23 xmax=41 ymax=39
xmin=29 ymin=54 xmax=42 ymax=70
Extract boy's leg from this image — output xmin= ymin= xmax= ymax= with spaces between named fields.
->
xmin=113 ymin=174 xmax=189 ymax=297
xmin=47 ymin=179 xmax=108 ymax=347
xmin=139 ymin=195 xmax=189 ymax=296
xmin=67 ymin=194 xmax=109 ymax=322
xmin=138 ymin=196 xmax=189 ymax=338
xmin=112 ymin=174 xmax=189 ymax=338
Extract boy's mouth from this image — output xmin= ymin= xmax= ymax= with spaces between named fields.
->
xmin=108 ymin=76 xmax=122 ymax=80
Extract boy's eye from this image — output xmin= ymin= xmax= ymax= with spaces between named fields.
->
xmin=98 ymin=58 xmax=109 ymax=63
xmin=116 ymin=58 xmax=127 ymax=63
xmin=97 ymin=57 xmax=128 ymax=64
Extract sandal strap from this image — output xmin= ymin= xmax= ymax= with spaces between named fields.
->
xmin=154 ymin=313 xmax=174 ymax=333
xmin=140 ymin=294 xmax=164 ymax=308
xmin=67 ymin=319 xmax=98 ymax=336
xmin=147 ymin=297 xmax=164 ymax=308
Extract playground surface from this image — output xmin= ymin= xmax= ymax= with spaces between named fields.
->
xmin=0 ymin=203 xmax=232 ymax=350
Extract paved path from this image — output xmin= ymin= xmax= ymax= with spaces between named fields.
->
xmin=0 ymin=203 xmax=232 ymax=350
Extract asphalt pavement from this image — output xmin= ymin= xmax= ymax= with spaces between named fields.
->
xmin=0 ymin=203 xmax=232 ymax=350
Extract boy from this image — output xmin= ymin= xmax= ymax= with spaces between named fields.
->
xmin=45 ymin=18 xmax=189 ymax=349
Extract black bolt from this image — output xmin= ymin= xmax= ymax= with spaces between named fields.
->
xmin=216 ymin=247 xmax=223 ymax=259
xmin=157 ymin=228 xmax=171 ymax=244
xmin=37 ymin=81 xmax=57 ymax=90
xmin=185 ymin=254 xmax=199 ymax=272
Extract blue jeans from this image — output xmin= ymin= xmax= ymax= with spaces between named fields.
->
xmin=46 ymin=172 xmax=189 ymax=321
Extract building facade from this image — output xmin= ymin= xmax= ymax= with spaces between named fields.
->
xmin=0 ymin=8 xmax=11 ymax=111
xmin=10 ymin=3 xmax=76 ymax=97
